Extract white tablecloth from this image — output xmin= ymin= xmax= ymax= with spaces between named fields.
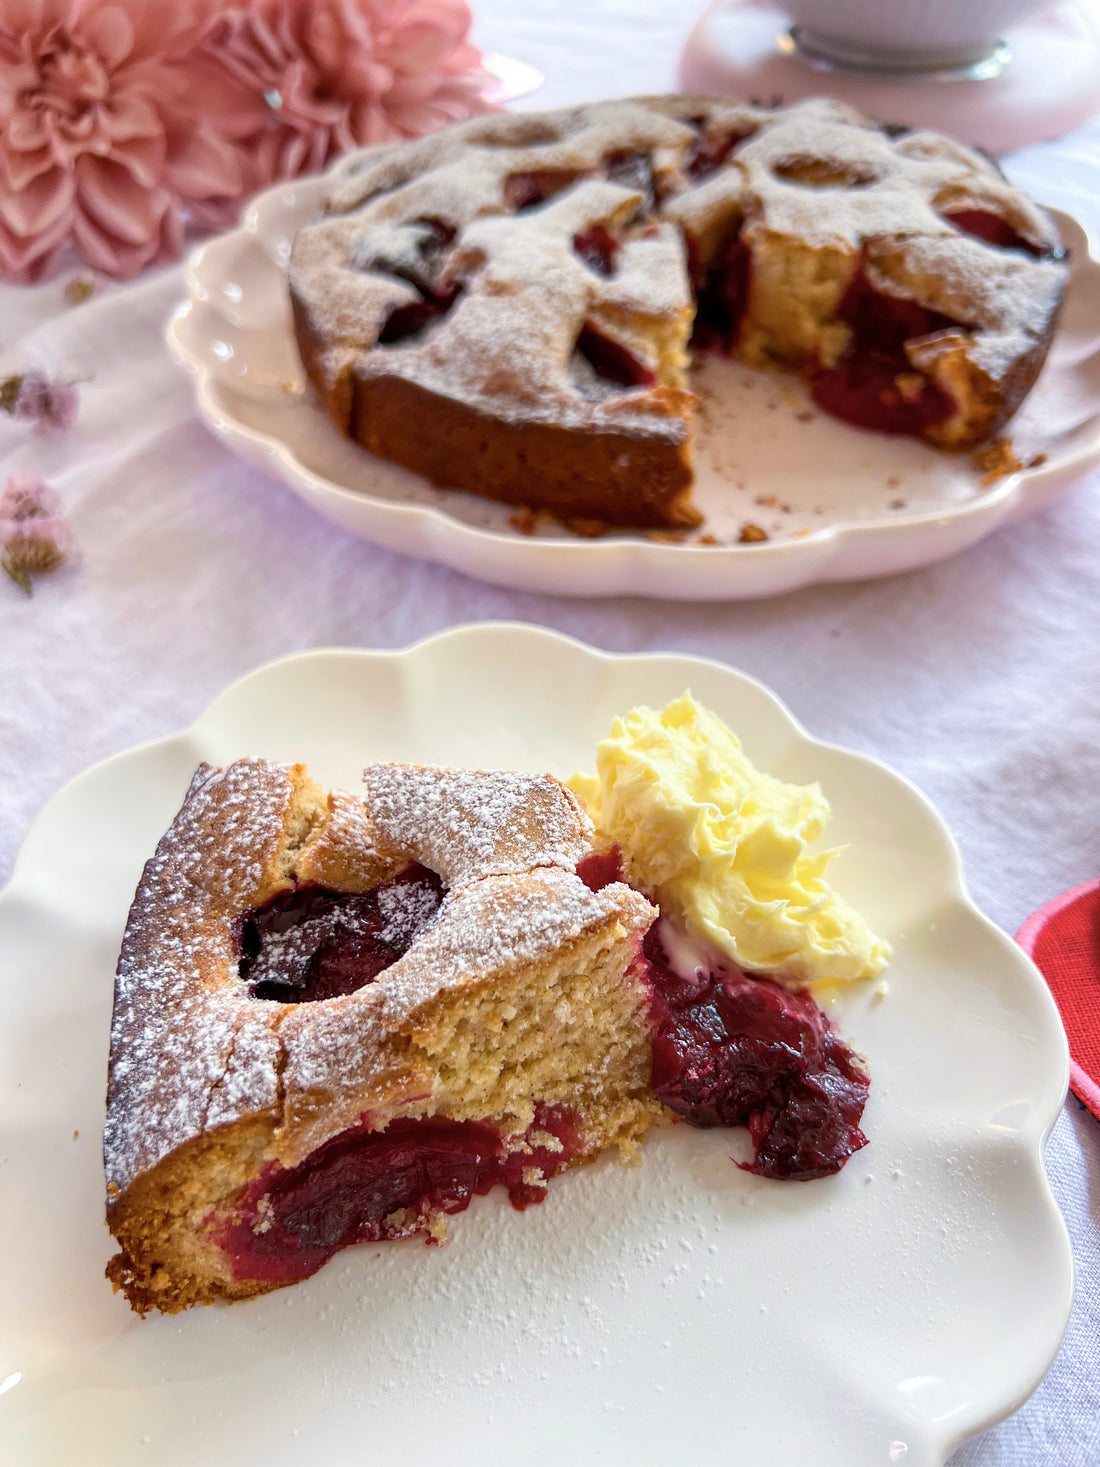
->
xmin=1 ymin=3 xmax=1097 ymax=1460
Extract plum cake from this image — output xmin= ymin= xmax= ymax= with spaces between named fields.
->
xmin=288 ymin=95 xmax=1067 ymax=528
xmin=104 ymin=757 xmax=870 ymax=1313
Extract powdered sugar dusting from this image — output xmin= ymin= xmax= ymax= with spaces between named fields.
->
xmin=376 ymin=868 xmax=654 ymax=1028
xmin=363 ymin=763 xmax=594 ymax=888
xmin=277 ymin=991 xmax=391 ymax=1104
xmin=377 ymin=877 xmax=444 ymax=945
xmin=392 ymin=180 xmax=690 ymax=437
xmin=295 ymin=786 xmax=392 ymax=893
xmin=290 ymin=94 xmax=1065 ymax=448
xmin=105 ymin=758 xmax=644 ymax=1201
xmin=104 ymin=760 xmax=296 ymax=1195
xmin=866 ymin=234 xmax=1068 ymax=380
xmin=247 ymin=913 xmax=335 ymax=992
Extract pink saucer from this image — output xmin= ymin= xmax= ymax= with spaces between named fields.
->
xmin=1017 ymin=878 xmax=1100 ymax=1120
xmin=679 ymin=0 xmax=1100 ymax=154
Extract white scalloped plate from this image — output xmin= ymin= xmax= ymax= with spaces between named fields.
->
xmin=165 ymin=158 xmax=1100 ymax=600
xmin=0 ymin=625 xmax=1072 ymax=1467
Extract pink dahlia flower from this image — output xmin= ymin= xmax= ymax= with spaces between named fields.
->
xmin=0 ymin=0 xmax=241 ymax=281
xmin=186 ymin=0 xmax=493 ymax=221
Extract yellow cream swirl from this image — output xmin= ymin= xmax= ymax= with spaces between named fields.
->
xmin=569 ymin=693 xmax=889 ymax=986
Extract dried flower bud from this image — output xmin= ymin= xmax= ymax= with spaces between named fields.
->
xmin=0 ymin=375 xmax=22 ymax=415
xmin=0 ymin=474 xmax=75 ymax=595
xmin=2 ymin=537 xmax=66 ymax=595
xmin=64 ymin=275 xmax=97 ymax=306
xmin=12 ymin=373 xmax=81 ymax=434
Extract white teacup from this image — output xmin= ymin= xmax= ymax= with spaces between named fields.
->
xmin=779 ymin=0 xmax=1050 ymax=70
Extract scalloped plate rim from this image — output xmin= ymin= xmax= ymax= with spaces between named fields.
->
xmin=165 ymin=163 xmax=1100 ymax=598
xmin=0 ymin=624 xmax=1074 ymax=1464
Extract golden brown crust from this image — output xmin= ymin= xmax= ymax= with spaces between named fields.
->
xmin=350 ymin=372 xmax=700 ymax=529
xmin=294 ymin=788 xmax=395 ymax=892
xmin=972 ymin=436 xmax=1027 ymax=486
xmin=106 ymin=1119 xmax=279 ymax=1314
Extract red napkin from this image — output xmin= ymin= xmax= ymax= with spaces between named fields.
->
xmin=1017 ymin=878 xmax=1100 ymax=1122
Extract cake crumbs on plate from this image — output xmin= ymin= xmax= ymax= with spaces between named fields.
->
xmin=973 ymin=438 xmax=1024 ymax=486
xmin=565 ymin=518 xmax=608 ymax=538
xmin=508 ymin=507 xmax=538 ymax=535
xmin=739 ymin=523 xmax=769 ymax=544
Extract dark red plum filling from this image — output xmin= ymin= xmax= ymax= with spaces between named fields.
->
xmin=638 ymin=919 xmax=869 ymax=1180
xmin=575 ymin=848 xmax=624 ymax=892
xmin=365 ymin=217 xmax=464 ymax=346
xmin=943 ymin=209 xmax=1047 ymax=257
xmin=810 ymin=269 xmax=964 ymax=436
xmin=606 ymin=149 xmax=658 ymax=208
xmin=690 ymin=228 xmax=752 ymax=353
xmin=574 ymin=848 xmax=870 ymax=1180
xmin=834 ymin=268 xmax=963 ymax=352
xmin=238 ymin=864 xmax=445 ymax=1003
xmin=377 ymin=282 xmax=462 ymax=346
xmin=686 ymin=127 xmax=753 ymax=180
xmin=812 ymin=350 xmax=956 ymax=436
xmin=574 ymin=224 xmax=620 ymax=276
xmin=504 ymin=170 xmax=578 ymax=212
xmin=686 ymin=225 xmax=968 ymax=438
xmin=216 ymin=1106 xmax=582 ymax=1284
xmin=218 ymin=849 xmax=869 ymax=1284
xmin=503 ymin=144 xmax=1016 ymax=442
xmin=574 ymin=321 xmax=656 ymax=388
